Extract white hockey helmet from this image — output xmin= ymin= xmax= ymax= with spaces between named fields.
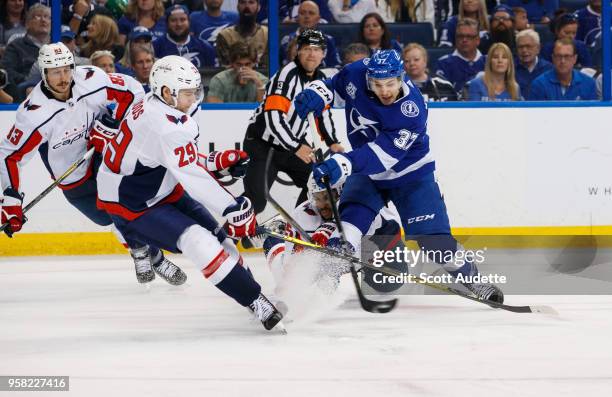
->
xmin=149 ymin=55 xmax=203 ymax=112
xmin=307 ymin=173 xmax=341 ymax=220
xmin=38 ymin=42 xmax=75 ymax=90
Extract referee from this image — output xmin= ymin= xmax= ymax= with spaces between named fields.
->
xmin=243 ymin=29 xmax=343 ymax=214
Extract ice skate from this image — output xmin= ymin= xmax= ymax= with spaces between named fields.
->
xmin=249 ymin=293 xmax=286 ymax=332
xmin=464 ymin=282 xmax=504 ymax=305
xmin=152 ymin=251 xmax=187 ymax=286
xmin=130 ymin=246 xmax=155 ymax=284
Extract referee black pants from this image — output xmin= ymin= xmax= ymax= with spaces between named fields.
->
xmin=242 ymin=136 xmax=310 ymax=214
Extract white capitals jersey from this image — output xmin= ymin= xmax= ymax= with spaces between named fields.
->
xmin=0 ymin=66 xmax=142 ymax=193
xmin=96 ymin=93 xmax=236 ymax=220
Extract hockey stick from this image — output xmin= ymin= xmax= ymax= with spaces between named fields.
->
xmin=257 ymin=226 xmax=558 ymax=315
xmin=1 ymin=147 xmax=95 ymax=236
xmin=307 ymin=112 xmax=397 ymax=313
xmin=263 ymin=148 xmax=313 ymax=242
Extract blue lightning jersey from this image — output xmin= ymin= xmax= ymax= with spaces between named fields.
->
xmin=323 ymin=59 xmax=435 ymax=189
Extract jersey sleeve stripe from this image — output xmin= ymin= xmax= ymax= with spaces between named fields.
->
xmin=5 ymin=130 xmax=43 ymax=191
xmin=263 ymin=95 xmax=291 ymax=113
xmin=106 ymin=87 xmax=135 ymax=120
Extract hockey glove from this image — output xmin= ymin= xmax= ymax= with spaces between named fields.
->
xmin=89 ymin=114 xmax=120 ymax=153
xmin=1 ymin=188 xmax=25 ymax=237
xmin=206 ymin=150 xmax=250 ymax=179
xmin=311 ymin=222 xmax=337 ymax=247
xmin=223 ymin=196 xmax=257 ymax=239
xmin=312 ymin=153 xmax=352 ymax=189
xmin=294 ymin=81 xmax=333 ymax=119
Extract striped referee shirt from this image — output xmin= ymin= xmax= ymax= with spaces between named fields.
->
xmin=246 ymin=60 xmax=338 ymax=152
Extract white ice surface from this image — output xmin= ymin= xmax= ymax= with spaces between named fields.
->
xmin=1 ymin=254 xmax=611 ymax=397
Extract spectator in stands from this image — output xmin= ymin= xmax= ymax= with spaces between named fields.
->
xmin=439 ymin=0 xmax=489 ymax=47
xmin=541 ymin=11 xmax=592 ymax=68
xmin=131 ymin=44 xmax=155 ymax=92
xmin=403 ymin=43 xmax=458 ymax=101
xmin=375 ymin=0 xmax=435 ymax=24
xmin=435 ymin=18 xmax=486 ymax=92
xmin=529 ymin=38 xmax=597 ymax=100
xmin=342 ymin=42 xmax=369 ymax=63
xmin=514 ymin=28 xmax=552 ymax=98
xmin=207 ymin=42 xmax=268 ymax=102
xmin=0 ymin=4 xmax=49 ymax=87
xmin=116 ymin=26 xmax=153 ymax=75
xmin=190 ymin=0 xmax=238 ymax=48
xmin=154 ymin=5 xmax=216 ymax=67
xmin=79 ymin=14 xmax=123 ymax=60
xmin=280 ymin=1 xmax=341 ymax=67
xmin=576 ymin=0 xmax=607 ymax=46
xmin=0 ymin=68 xmax=13 ymax=103
xmin=512 ymin=7 xmax=531 ymax=31
xmin=118 ymin=0 xmax=167 ymax=44
xmin=90 ymin=49 xmax=116 ymax=73
xmin=63 ymin=0 xmax=114 ymax=41
xmin=216 ymin=0 xmax=268 ymax=68
xmin=467 ymin=42 xmax=521 ymax=100
xmin=281 ymin=0 xmax=334 ymax=23
xmin=357 ymin=12 xmax=402 ymax=55
xmin=503 ymin=0 xmax=558 ymax=24
xmin=484 ymin=4 xmax=516 ymax=53
xmin=0 ymin=0 xmax=26 ymax=56
xmin=328 ymin=0 xmax=377 ymax=23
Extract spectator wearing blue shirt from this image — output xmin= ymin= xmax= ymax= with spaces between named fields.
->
xmin=154 ymin=5 xmax=216 ymax=68
xmin=357 ymin=12 xmax=402 ymax=56
xmin=439 ymin=0 xmax=490 ymax=47
xmin=575 ymin=0 xmax=610 ymax=46
xmin=514 ymin=28 xmax=552 ymax=98
xmin=280 ymin=1 xmax=341 ymax=68
xmin=467 ymin=42 xmax=521 ymax=101
xmin=502 ymin=0 xmax=558 ymax=24
xmin=529 ymin=38 xmax=597 ymax=100
xmin=541 ymin=12 xmax=592 ymax=68
xmin=117 ymin=0 xmax=167 ymax=45
xmin=436 ymin=18 xmax=486 ymax=93
xmin=190 ymin=0 xmax=238 ymax=47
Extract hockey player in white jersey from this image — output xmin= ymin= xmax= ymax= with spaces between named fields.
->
xmin=96 ymin=55 xmax=284 ymax=331
xmin=263 ymin=175 xmax=403 ymax=292
xmin=0 ymin=42 xmax=186 ymax=286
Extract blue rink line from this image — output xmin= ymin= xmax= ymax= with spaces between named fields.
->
xmin=1 ymin=101 xmax=611 ymax=112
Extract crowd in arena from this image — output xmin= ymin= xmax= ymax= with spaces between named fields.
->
xmin=0 ymin=0 xmax=609 ymax=104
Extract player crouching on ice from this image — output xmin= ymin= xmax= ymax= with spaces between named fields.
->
xmin=96 ymin=55 xmax=284 ymax=331
xmin=263 ymin=174 xmax=403 ymax=294
xmin=293 ymin=50 xmax=504 ymax=304
xmin=0 ymin=42 xmax=186 ymax=286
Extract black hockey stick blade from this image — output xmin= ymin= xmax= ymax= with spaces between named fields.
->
xmin=258 ymin=227 xmax=557 ymax=315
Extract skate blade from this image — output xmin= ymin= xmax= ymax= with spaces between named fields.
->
xmin=274 ymin=320 xmax=288 ymax=335
xmin=531 ymin=305 xmax=559 ymax=315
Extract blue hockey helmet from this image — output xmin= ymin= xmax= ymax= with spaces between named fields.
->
xmin=366 ymin=49 xmax=404 ymax=80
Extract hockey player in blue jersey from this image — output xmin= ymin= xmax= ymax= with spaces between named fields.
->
xmin=293 ymin=49 xmax=504 ymax=303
